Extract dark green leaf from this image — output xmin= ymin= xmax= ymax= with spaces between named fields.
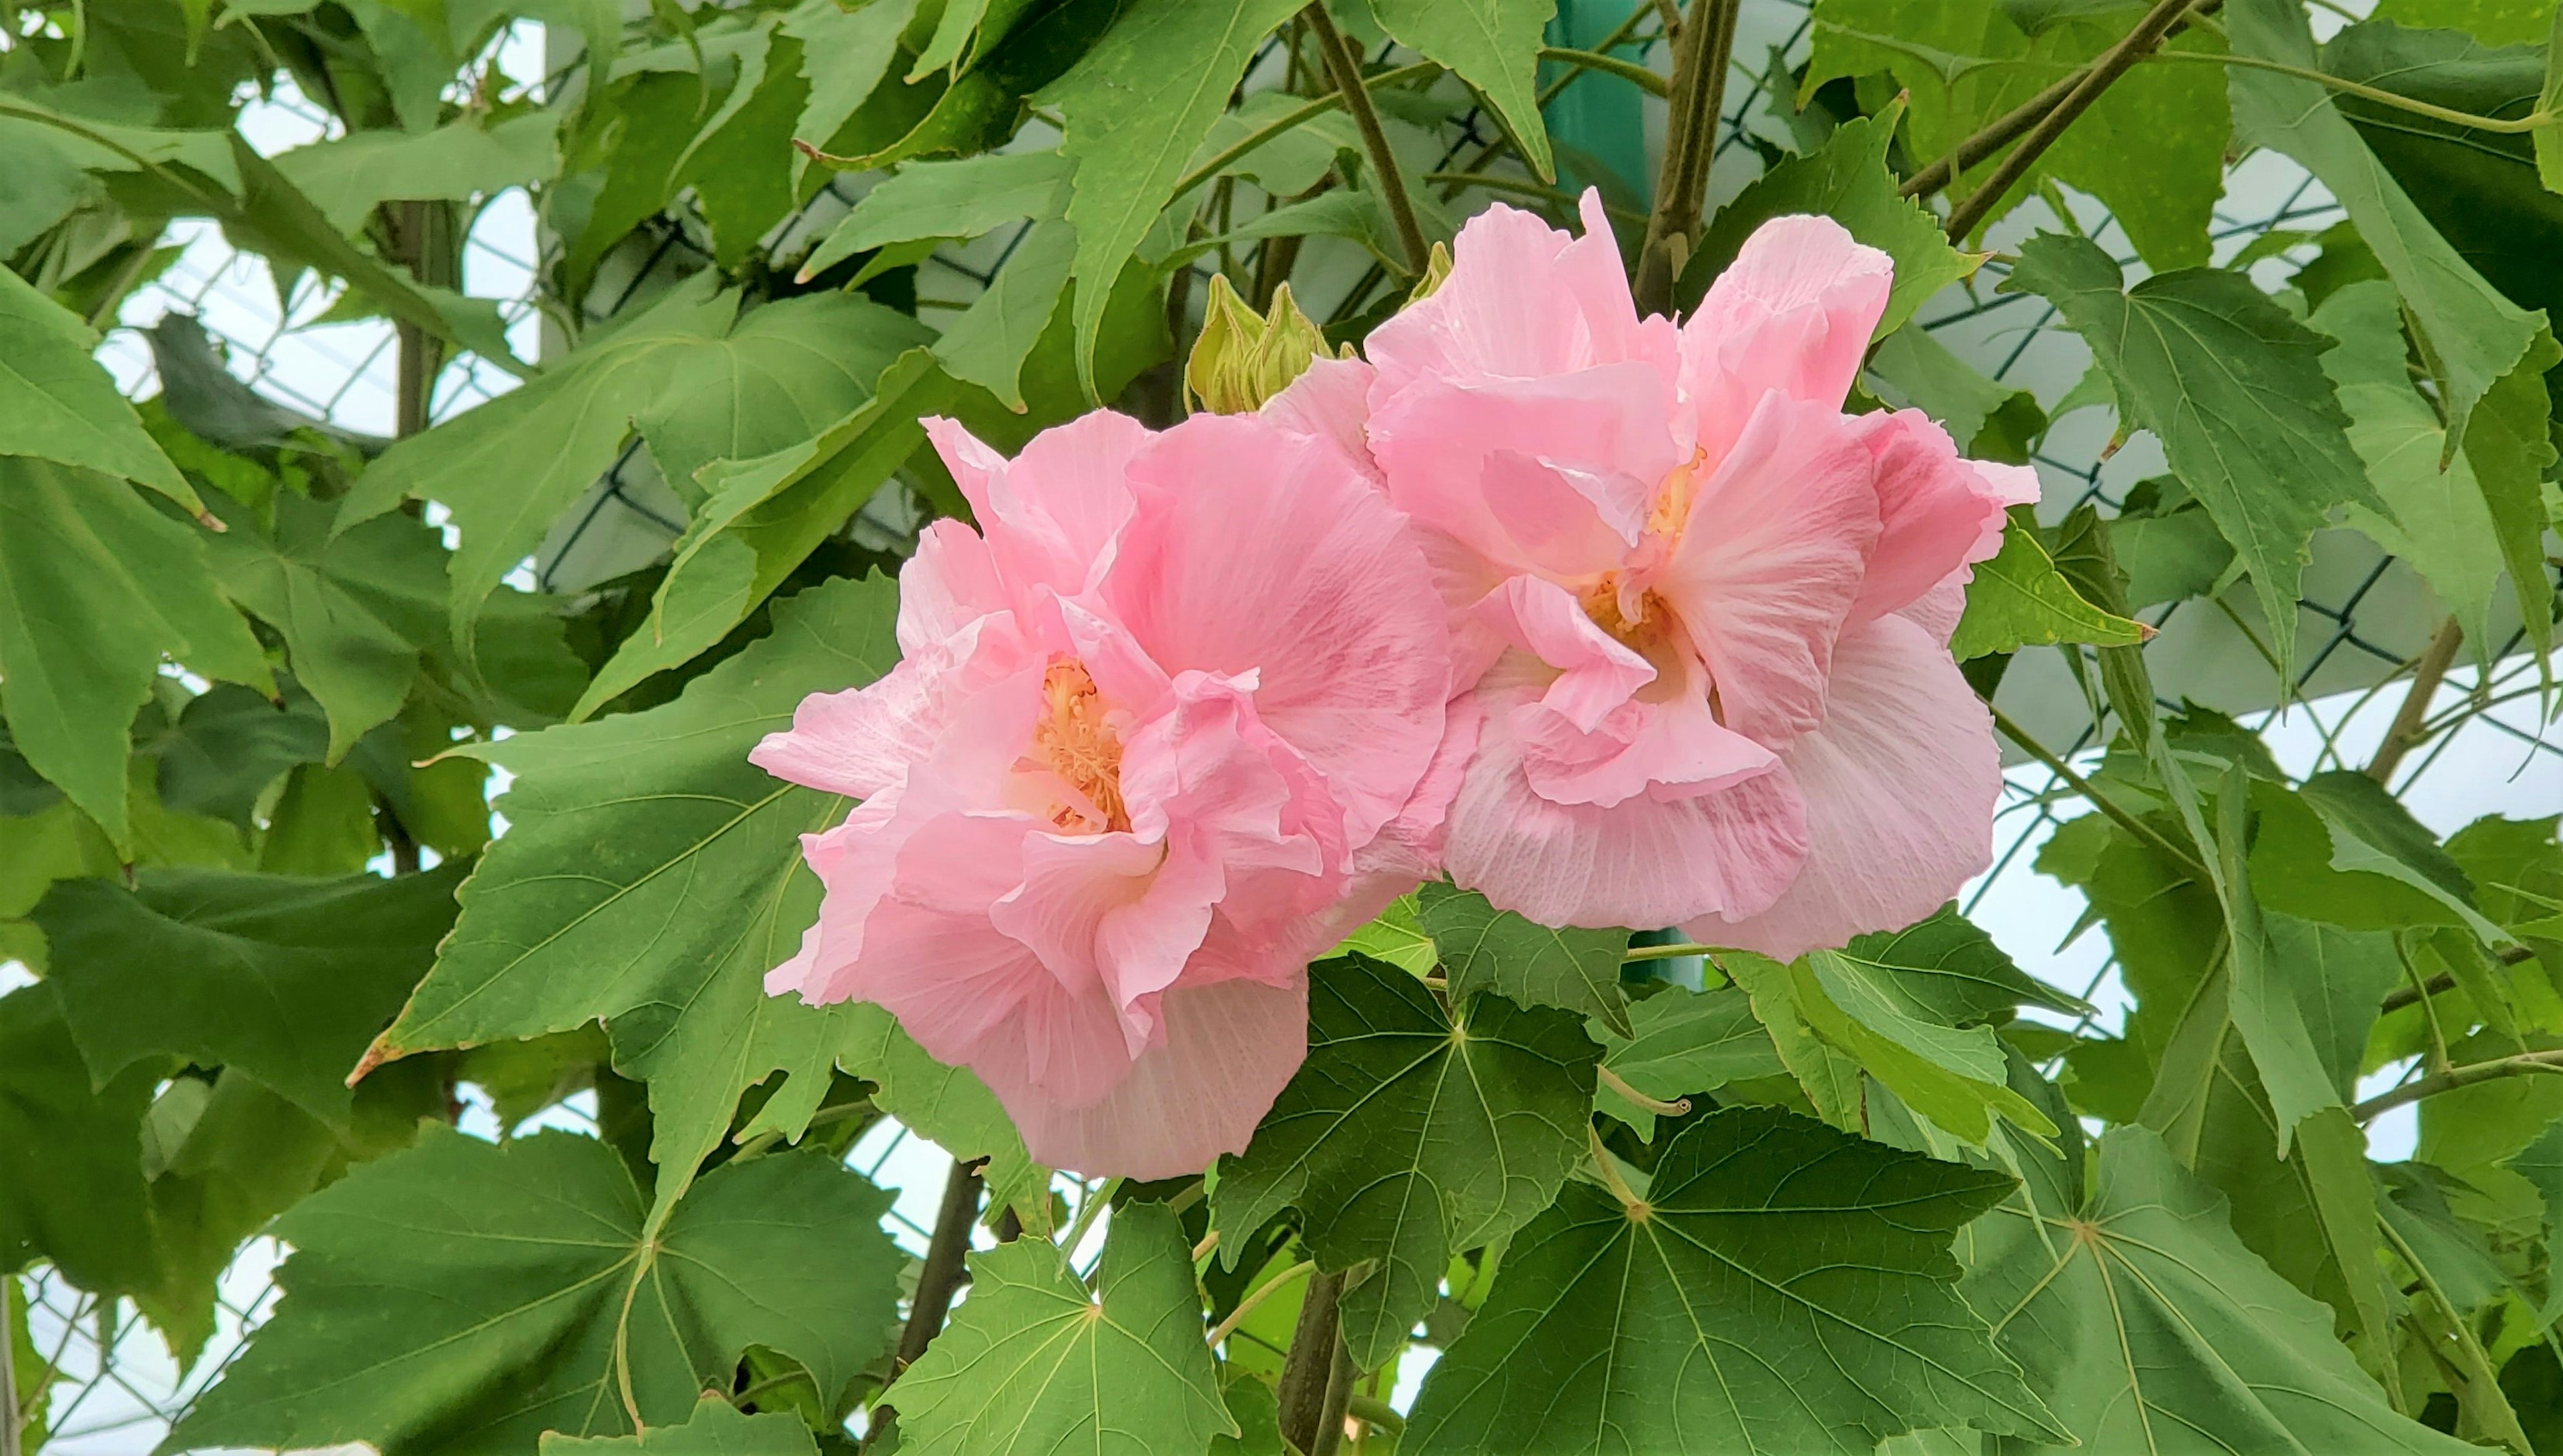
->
xmin=1838 ymin=904 xmax=2092 ymax=1025
xmin=932 ymin=218 xmax=1075 ymax=410
xmin=1213 ymin=954 xmax=1601 ymax=1369
xmin=270 ymin=111 xmax=559 ymax=234
xmin=2005 ymin=234 xmax=2381 ymax=673
xmin=1417 ymin=882 xmax=1631 ymax=1036
xmin=542 ymin=1395 xmax=818 ymax=1455
xmin=885 ymin=1202 xmax=1235 ymax=1454
xmin=798 ymin=149 xmax=1074 ymax=282
xmin=0 ymin=261 xmax=196 ymax=508
xmin=0 ymin=983 xmax=162 ymax=1303
xmin=169 ymin=1131 xmax=903 ymax=1453
xmin=1407 ymin=1106 xmax=2062 ymax=1454
xmin=1591 ymin=984 xmax=1783 ymax=1139
xmin=38 ymin=863 xmax=464 ymax=1126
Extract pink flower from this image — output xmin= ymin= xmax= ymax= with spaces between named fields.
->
xmin=1275 ymin=195 xmax=2032 ymax=958
xmin=752 ymin=410 xmax=1456 ymax=1179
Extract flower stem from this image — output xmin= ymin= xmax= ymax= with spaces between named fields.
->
xmin=1635 ymin=0 xmax=1742 ymax=314
xmin=1304 ymin=2 xmax=1431 ymax=276
xmin=1205 ymin=1258 xmax=1315 ymax=1349
xmin=1988 ymin=705 xmax=2210 ymax=883
xmin=1597 ymin=1064 xmax=1690 ymax=1118
xmin=2147 ymin=48 xmax=2559 ymax=133
xmin=1275 ymin=1268 xmax=1348 ymax=1453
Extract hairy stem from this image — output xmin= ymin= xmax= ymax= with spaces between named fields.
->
xmin=1304 ymin=3 xmax=1430 ymax=276
xmin=1944 ymin=0 xmax=2201 ymax=242
xmin=1597 ymin=1065 xmax=1691 ymax=1118
xmin=1275 ymin=1269 xmax=1347 ymax=1454
xmin=2353 ymin=1049 xmax=2563 ymax=1122
xmin=899 ymin=1158 xmax=984 ymax=1367
xmin=1635 ymin=0 xmax=1741 ymax=314
xmin=2367 ymin=617 xmax=2464 ymax=785
xmin=1 ymin=1274 xmax=19 ymax=1456
xmin=1537 ymin=45 xmax=1669 ymax=97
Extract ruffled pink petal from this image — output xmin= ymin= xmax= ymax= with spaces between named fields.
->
xmin=1479 ymin=576 xmax=1655 ymax=732
xmin=999 ymin=973 xmax=1310 ymax=1180
xmin=1678 ymin=215 xmax=1892 ymax=466
xmin=1261 ymin=355 xmax=1380 ymax=480
xmin=1352 ymin=691 xmax=1483 ymax=884
xmin=1510 ymin=669 xmax=1777 ymax=810
xmin=1691 ymin=613 xmax=2000 ymax=960
xmin=1443 ymin=687 xmax=1807 ymax=929
xmin=1649 ymin=390 xmax=1882 ymax=749
xmin=751 ymin=613 xmax=1028 ymax=805
xmin=1366 ymin=192 xmax=1671 ymax=392
xmin=897 ymin=520 xmax=1007 ymax=655
xmin=1369 ymin=366 xmax=1678 ymax=573
xmin=924 ymin=411 xmax=1149 ymax=603
xmin=1847 ymin=411 xmax=2036 ymax=629
xmin=1899 ymin=575 xmax=1970 ymax=647
xmin=1111 ymin=414 xmax=1450 ymax=853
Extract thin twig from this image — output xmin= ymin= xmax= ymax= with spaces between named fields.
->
xmin=2378 ymin=946 xmax=2542 ymax=1014
xmin=1944 ymin=0 xmax=2201 ymax=242
xmin=1 ymin=1273 xmax=19 ymax=1456
xmin=1623 ymin=941 xmax=1717 ymax=963
xmin=1901 ymin=72 xmax=2082 ymax=201
xmin=1989 ymin=705 xmax=2211 ymax=883
xmin=1058 ymin=1176 xmax=1120 ymax=1261
xmin=1536 ymin=45 xmax=1669 ymax=97
xmin=1597 ymin=1064 xmax=1690 ymax=1117
xmin=1304 ymin=3 xmax=1430 ymax=276
xmin=2148 ymin=48 xmax=2560 ymax=132
xmin=1204 ymin=1258 xmax=1315 ymax=1349
xmin=2353 ymin=1049 xmax=2563 ymax=1122
xmin=898 ymin=1158 xmax=984 ymax=1367
xmin=2368 ymin=617 xmax=2464 ymax=784
xmin=1428 ymin=171 xmax=1648 ymax=226
xmin=1171 ymin=61 xmax=1441 ymax=202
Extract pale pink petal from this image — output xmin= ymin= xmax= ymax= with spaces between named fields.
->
xmin=1649 ymin=391 xmax=1882 ymax=749
xmin=897 ymin=520 xmax=1007 ymax=654
xmin=750 ymin=613 xmax=1025 ymax=803
xmin=1000 ymin=974 xmax=1310 ymax=1181
xmin=1679 ymin=215 xmax=1893 ymax=465
xmin=924 ymin=411 xmax=1149 ymax=602
xmin=1693 ymin=613 xmax=2000 ymax=960
xmin=1261 ymin=355 xmax=1380 ymax=479
xmin=1510 ymin=670 xmax=1777 ymax=810
xmin=1478 ymin=576 xmax=1654 ymax=731
xmin=1351 ymin=690 xmax=1482 ymax=884
xmin=1366 ymin=194 xmax=1670 ymax=390
xmin=1846 ymin=412 xmax=2033 ymax=629
xmin=1899 ymin=575 xmax=1970 ymax=647
xmin=1111 ymin=414 xmax=1450 ymax=851
xmin=1444 ymin=689 xmax=1807 ymax=928
xmin=1370 ymin=366 xmax=1678 ymax=569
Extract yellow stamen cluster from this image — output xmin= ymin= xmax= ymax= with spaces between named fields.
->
xmin=1033 ymin=658 xmax=1128 ymax=833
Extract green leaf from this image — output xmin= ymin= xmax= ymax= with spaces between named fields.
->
xmin=1964 ymin=1126 xmax=2476 ymax=1454
xmin=1684 ymin=99 xmax=1974 ymax=336
xmin=168 ymin=1130 xmax=904 ymax=1453
xmin=1866 ymin=323 xmax=2036 ymax=458
xmin=2229 ymin=0 xmax=2547 ymax=470
xmin=822 ymin=1003 xmax=1048 ymax=1229
xmin=1591 ymin=984 xmax=1783 ymax=1139
xmin=1406 ymin=1106 xmax=2062 ymax=1454
xmin=1949 ymin=506 xmax=2147 ymax=661
xmin=673 ymin=20 xmax=816 ymax=270
xmin=543 ymin=1396 xmax=817 ymax=1456
xmin=150 ymin=683 xmax=329 ymax=825
xmin=0 ymin=458 xmax=273 ymax=849
xmin=1722 ymin=946 xmax=1866 ymax=1130
xmin=1839 ymin=903 xmax=2093 ymax=1025
xmin=1806 ymin=0 xmax=2226 ymax=268
xmin=365 ymin=575 xmax=900 ymax=1216
xmin=1331 ymin=891 xmax=1439 ymax=976
xmin=2542 ymin=5 xmax=2563 ymax=190
xmin=0 ymin=982 xmax=162 ymax=1302
xmin=2310 ymin=280 xmax=2511 ymax=663
xmin=0 ymin=263 xmax=196 ymax=509
xmin=2299 ymin=768 xmax=2510 ymax=945
xmin=2005 ymin=234 xmax=2381 ymax=674
xmin=37 ymin=863 xmax=464 ymax=1127
xmin=342 ymin=282 xmax=928 ymax=678
xmin=2506 ymin=1116 xmax=2563 ymax=1320
xmin=1368 ymin=0 xmax=1554 ymax=181
xmin=570 ymin=349 xmax=952 ymax=718
xmin=1792 ymin=948 xmax=2059 ymax=1145
xmin=798 ymin=149 xmax=1074 ymax=283
xmin=1213 ymin=954 xmax=1601 ymax=1370
xmin=786 ymin=0 xmax=923 ymax=179
xmin=1039 ymin=0 xmax=1304 ymax=390
xmin=270 ymin=111 xmax=559 ymax=234
xmin=202 ymin=491 xmax=449 ymax=761
xmin=933 ymin=217 xmax=1075 ymax=410
xmin=886 ymin=1201 xmax=1235 ymax=1454
xmin=1416 ymin=881 xmax=1631 ymax=1037
xmin=2372 ymin=0 xmax=2558 ymax=45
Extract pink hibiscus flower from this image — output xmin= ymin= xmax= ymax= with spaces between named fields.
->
xmin=752 ymin=410 xmax=1456 ymax=1180
xmin=1269 ymin=195 xmax=2032 ymax=958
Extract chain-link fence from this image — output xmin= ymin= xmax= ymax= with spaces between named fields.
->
xmin=19 ymin=0 xmax=2560 ymax=1446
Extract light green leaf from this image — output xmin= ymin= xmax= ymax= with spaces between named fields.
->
xmin=2373 ymin=0 xmax=2560 ymax=49
xmin=886 ymin=1202 xmax=1234 ymax=1454
xmin=1368 ymin=0 xmax=1554 ymax=181
xmin=1964 ymin=1126 xmax=2477 ymax=1455
xmin=1591 ymin=984 xmax=1782 ymax=1139
xmin=571 ymin=350 xmax=951 ymax=719
xmin=1407 ymin=1106 xmax=2062 ymax=1454
xmin=1866 ymin=324 xmax=2034 ymax=457
xmin=1213 ymin=954 xmax=1601 ymax=1370
xmin=799 ymin=149 xmax=1073 ymax=282
xmin=1950 ymin=506 xmax=2148 ymax=661
xmin=0 ymin=458 xmax=273 ymax=849
xmin=366 ymin=575 xmax=900 ymax=1217
xmin=2006 ymin=234 xmax=2381 ymax=674
xmin=1191 ymin=89 xmax=1364 ymax=197
xmin=543 ymin=1395 xmax=817 ymax=1456
xmin=0 ymin=262 xmax=195 ymax=509
xmin=168 ymin=1130 xmax=904 ymax=1452
xmin=39 ymin=863 xmax=463 ymax=1127
xmin=934 ymin=218 xmax=1075 ymax=410
xmin=786 ymin=0 xmax=922 ymax=181
xmin=1722 ymin=947 xmax=1865 ymax=1130
xmin=1417 ymin=881 xmax=1630 ymax=1037
xmin=1330 ymin=891 xmax=1438 ymax=976
xmin=270 ymin=111 xmax=559 ymax=234
xmin=822 ymin=1003 xmax=1047 ymax=1230
xmin=1793 ymin=948 xmax=2059 ymax=1145
xmin=1038 ymin=0 xmax=1304 ymax=390
xmin=2505 ymin=1116 xmax=2563 ymax=1320
xmin=2311 ymin=281 xmax=2510 ymax=663
xmin=2300 ymin=769 xmax=2510 ymax=945
xmin=1685 ymin=100 xmax=1974 ymax=337
xmin=2542 ymin=4 xmax=2563 ymax=190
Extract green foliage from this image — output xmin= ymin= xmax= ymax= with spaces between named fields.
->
xmin=1950 ymin=506 xmax=2148 ymax=661
xmin=885 ymin=1202 xmax=1237 ymax=1454
xmin=1406 ymin=1106 xmax=2064 ymax=1454
xmin=1416 ymin=882 xmax=1632 ymax=1036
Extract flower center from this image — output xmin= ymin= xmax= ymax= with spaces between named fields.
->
xmin=1031 ymin=657 xmax=1129 ymax=834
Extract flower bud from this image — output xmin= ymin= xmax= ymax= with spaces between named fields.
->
xmin=1184 ymin=276 xmax=1334 ymax=414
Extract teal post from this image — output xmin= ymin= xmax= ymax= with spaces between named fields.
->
xmin=1541 ymin=0 xmax=1655 ymax=206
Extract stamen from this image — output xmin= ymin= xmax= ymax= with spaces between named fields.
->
xmin=1032 ymin=659 xmax=1129 ymax=833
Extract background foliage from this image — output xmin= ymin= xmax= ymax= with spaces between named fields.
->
xmin=1 ymin=0 xmax=2560 ymax=1451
